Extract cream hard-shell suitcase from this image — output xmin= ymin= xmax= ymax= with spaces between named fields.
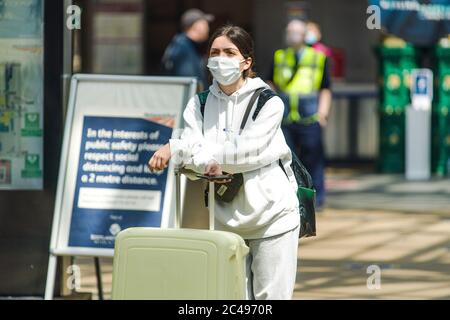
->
xmin=111 ymin=169 xmax=249 ymax=300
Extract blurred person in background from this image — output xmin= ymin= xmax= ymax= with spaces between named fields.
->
xmin=161 ymin=8 xmax=214 ymax=91
xmin=305 ymin=21 xmax=333 ymax=58
xmin=267 ymin=19 xmax=332 ymax=210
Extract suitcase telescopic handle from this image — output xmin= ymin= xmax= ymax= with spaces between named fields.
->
xmin=175 ymin=168 xmax=181 ymax=229
xmin=175 ymin=167 xmax=215 ymax=231
xmin=208 ymin=180 xmax=215 ymax=230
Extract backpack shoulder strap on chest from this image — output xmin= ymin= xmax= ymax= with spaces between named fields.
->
xmin=197 ymin=88 xmax=277 ymax=123
xmin=252 ymin=89 xmax=278 ymax=121
xmin=197 ymin=90 xmax=210 ymax=119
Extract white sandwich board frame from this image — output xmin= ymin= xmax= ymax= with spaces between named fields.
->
xmin=44 ymin=74 xmax=197 ymax=299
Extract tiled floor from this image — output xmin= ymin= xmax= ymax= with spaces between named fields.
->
xmin=70 ymin=173 xmax=450 ymax=300
xmin=293 ymin=209 xmax=450 ymax=299
xmin=73 ymin=208 xmax=450 ymax=300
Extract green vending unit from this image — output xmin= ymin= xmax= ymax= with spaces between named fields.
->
xmin=377 ymin=40 xmax=417 ymax=173
xmin=379 ymin=109 xmax=406 ymax=173
xmin=432 ymin=41 xmax=450 ymax=176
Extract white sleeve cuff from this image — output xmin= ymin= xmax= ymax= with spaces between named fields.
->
xmin=192 ymin=148 xmax=216 ymax=173
xmin=169 ymin=138 xmax=190 ymax=167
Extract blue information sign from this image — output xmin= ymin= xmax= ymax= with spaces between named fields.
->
xmin=68 ymin=116 xmax=172 ymax=248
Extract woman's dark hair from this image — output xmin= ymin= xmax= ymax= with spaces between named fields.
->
xmin=207 ymin=25 xmax=257 ymax=79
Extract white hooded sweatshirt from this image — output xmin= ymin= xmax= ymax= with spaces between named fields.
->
xmin=170 ymin=77 xmax=299 ymax=239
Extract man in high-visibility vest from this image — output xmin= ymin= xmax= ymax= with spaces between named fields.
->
xmin=267 ymin=19 xmax=332 ymax=210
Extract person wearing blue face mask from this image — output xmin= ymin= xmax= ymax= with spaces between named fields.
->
xmin=149 ymin=25 xmax=301 ymax=300
xmin=306 ymin=21 xmax=333 ymax=58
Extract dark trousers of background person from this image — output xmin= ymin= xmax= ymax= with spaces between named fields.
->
xmin=282 ymin=122 xmax=325 ymax=208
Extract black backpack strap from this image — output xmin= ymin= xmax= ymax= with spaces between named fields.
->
xmin=197 ymin=90 xmax=210 ymax=118
xmin=197 ymin=88 xmax=276 ymax=133
xmin=252 ymin=89 xmax=278 ymax=121
xmin=279 ymin=159 xmax=287 ymax=177
xmin=239 ymin=88 xmax=265 ymax=134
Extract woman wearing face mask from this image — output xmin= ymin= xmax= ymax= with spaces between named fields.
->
xmin=305 ymin=22 xmax=333 ymax=58
xmin=148 ymin=25 xmax=300 ymax=300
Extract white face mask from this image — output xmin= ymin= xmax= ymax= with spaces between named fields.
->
xmin=207 ymin=56 xmax=246 ymax=86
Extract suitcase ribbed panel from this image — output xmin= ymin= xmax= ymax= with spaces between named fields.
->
xmin=112 ymin=228 xmax=248 ymax=300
